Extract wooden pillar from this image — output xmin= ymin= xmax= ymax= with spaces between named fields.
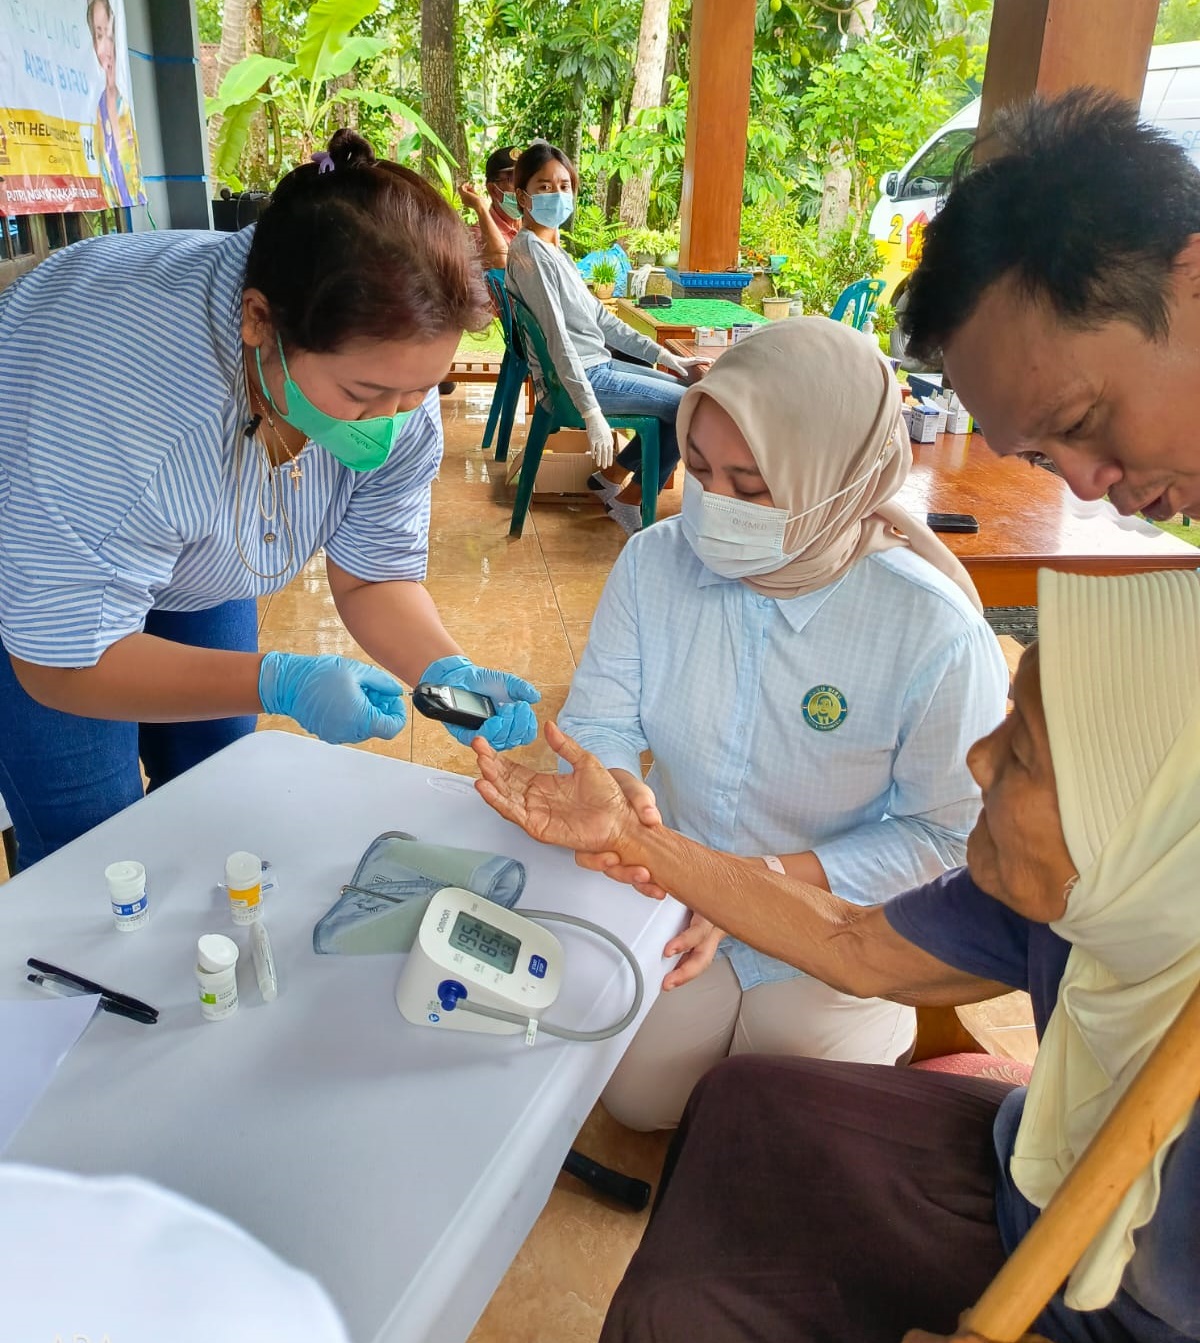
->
xmin=976 ymin=0 xmax=1158 ymax=151
xmin=678 ymin=0 xmax=756 ymax=272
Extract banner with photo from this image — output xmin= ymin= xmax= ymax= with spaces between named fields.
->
xmin=0 ymin=0 xmax=146 ymax=215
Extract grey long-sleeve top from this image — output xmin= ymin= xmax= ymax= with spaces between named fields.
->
xmin=505 ymin=227 xmax=665 ymax=419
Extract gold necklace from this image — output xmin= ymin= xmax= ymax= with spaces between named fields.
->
xmin=247 ymin=368 xmax=306 ymax=491
xmin=232 ymin=423 xmax=297 ymax=581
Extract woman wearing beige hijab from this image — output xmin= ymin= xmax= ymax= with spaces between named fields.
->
xmin=558 ymin=317 xmax=1009 ymax=1130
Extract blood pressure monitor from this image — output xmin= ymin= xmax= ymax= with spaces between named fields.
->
xmin=396 ymin=887 xmax=562 ymax=1035
xmin=395 ymin=886 xmax=645 ymax=1045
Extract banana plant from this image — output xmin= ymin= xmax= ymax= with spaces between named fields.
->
xmin=206 ymin=0 xmax=455 ymax=186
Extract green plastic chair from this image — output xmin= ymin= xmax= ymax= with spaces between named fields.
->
xmin=481 ymin=268 xmax=528 ymax=463
xmin=506 ymin=291 xmax=662 ymax=538
xmin=830 ymin=277 xmax=886 ymax=331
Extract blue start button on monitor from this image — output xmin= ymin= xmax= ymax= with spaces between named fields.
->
xmin=528 ymin=954 xmax=548 ymax=979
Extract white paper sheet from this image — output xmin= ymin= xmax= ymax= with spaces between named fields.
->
xmin=0 ymin=995 xmax=99 ymax=1154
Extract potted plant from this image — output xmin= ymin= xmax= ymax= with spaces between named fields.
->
xmin=590 ymin=258 xmax=619 ymax=300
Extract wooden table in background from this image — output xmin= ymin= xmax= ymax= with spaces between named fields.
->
xmin=900 ymin=434 xmax=1196 ymax=606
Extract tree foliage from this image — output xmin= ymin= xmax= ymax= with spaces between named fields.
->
xmin=203 ymin=0 xmax=992 ymax=266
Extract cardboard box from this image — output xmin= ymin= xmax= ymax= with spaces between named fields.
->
xmin=504 ymin=428 xmax=678 ymax=499
xmin=904 ymin=404 xmax=940 ymax=443
xmin=920 ymin=396 xmax=948 ymax=434
xmin=505 ymin=428 xmax=593 ymax=497
xmin=945 ymin=408 xmax=973 ymax=435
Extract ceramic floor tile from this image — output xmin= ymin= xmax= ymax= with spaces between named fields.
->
xmin=468 ymin=1105 xmax=669 ymax=1343
xmin=551 ymin=572 xmax=613 ymax=625
xmin=424 ymin=532 xmax=549 ymax=580
xmin=422 ymin=573 xmax=560 ymax=626
xmin=563 ymin=622 xmax=590 ymax=666
xmin=451 ymin=619 xmax=576 ymax=684
xmin=259 ymin=585 xmax=342 ymax=637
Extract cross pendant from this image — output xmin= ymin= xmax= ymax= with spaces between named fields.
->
xmin=290 ymin=459 xmax=303 ymax=490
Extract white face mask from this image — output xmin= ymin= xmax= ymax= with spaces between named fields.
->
xmin=680 ymin=474 xmax=801 ymax=580
xmin=680 ymin=458 xmax=886 ymax=582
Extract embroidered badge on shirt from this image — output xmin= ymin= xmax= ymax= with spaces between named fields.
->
xmin=802 ymin=685 xmax=848 ymax=731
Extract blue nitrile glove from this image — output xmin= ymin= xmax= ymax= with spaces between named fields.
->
xmin=421 ymin=654 xmax=540 ymax=750
xmin=259 ymin=652 xmax=407 ymax=745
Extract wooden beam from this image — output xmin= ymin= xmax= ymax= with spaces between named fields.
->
xmin=977 ymin=0 xmax=1159 ymax=151
xmin=678 ymin=0 xmax=755 ymax=272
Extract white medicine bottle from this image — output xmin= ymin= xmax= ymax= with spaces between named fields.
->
xmin=196 ymin=934 xmax=240 ymax=1021
xmin=105 ymin=860 xmax=149 ymax=932
xmin=225 ymin=850 xmax=263 ymax=925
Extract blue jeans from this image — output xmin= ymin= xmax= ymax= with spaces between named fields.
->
xmin=0 ymin=601 xmax=259 ymax=870
xmin=586 ymin=357 xmax=685 ymax=492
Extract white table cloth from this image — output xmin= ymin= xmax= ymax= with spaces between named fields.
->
xmin=1 ymin=732 xmax=682 ymax=1342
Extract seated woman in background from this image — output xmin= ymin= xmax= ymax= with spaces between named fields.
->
xmin=558 ymin=318 xmax=1009 ymax=1130
xmin=504 ymin=141 xmax=710 ymax=535
xmin=473 ymin=567 xmax=1200 ymax=1343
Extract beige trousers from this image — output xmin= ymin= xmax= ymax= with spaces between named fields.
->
xmin=602 ymin=956 xmax=916 ymax=1131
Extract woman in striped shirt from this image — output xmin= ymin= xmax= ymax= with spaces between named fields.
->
xmin=0 ymin=130 xmax=539 ymax=870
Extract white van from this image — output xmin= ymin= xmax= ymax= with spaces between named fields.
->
xmin=869 ymin=41 xmax=1200 ymax=356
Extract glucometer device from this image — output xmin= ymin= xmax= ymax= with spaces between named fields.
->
xmin=395 ymin=886 xmax=644 ymax=1045
xmin=412 ymin=683 xmax=496 ymax=730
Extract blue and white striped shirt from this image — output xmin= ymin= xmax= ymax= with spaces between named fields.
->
xmin=0 ymin=228 xmax=442 ymax=667
xmin=558 ymin=518 xmax=1009 ymax=990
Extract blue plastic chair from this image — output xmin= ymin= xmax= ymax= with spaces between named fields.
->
xmin=506 ymin=292 xmax=662 ymax=538
xmin=830 ymin=277 xmax=886 ymax=331
xmin=480 ymin=268 xmax=530 ymax=463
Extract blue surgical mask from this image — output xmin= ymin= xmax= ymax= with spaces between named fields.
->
xmin=499 ymin=192 xmax=522 ymax=221
xmin=528 ymin=191 xmax=574 ymax=229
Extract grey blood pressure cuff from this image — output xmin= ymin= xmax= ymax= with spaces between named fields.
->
xmin=313 ymin=831 xmax=526 ymax=955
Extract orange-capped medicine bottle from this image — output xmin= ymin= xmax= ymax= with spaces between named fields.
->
xmin=225 ymin=850 xmax=263 ymax=926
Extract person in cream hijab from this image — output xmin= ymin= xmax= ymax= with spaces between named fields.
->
xmin=557 ymin=317 xmax=1009 ymax=1131
xmin=471 ymin=568 xmax=1200 ymax=1342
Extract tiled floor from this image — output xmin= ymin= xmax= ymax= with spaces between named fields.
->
xmin=0 ymin=385 xmax=1036 ymax=1341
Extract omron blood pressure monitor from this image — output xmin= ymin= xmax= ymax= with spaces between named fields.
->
xmin=395 ymin=887 xmax=645 ymax=1045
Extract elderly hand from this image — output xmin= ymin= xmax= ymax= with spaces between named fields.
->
xmin=473 ymin=722 xmax=643 ymax=856
xmin=662 ymin=912 xmax=723 ymax=990
xmin=609 ymin=768 xmax=662 ymax=827
xmin=457 ymin=181 xmax=490 ymax=217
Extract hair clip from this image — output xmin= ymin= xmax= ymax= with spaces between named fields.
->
xmin=311 ymin=151 xmax=335 ymax=174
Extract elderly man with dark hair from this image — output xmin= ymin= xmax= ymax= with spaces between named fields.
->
xmin=903 ymin=89 xmax=1200 ymax=521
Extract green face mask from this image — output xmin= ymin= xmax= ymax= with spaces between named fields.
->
xmin=254 ymin=338 xmax=415 ymax=472
xmin=499 ymin=191 xmax=522 ymax=221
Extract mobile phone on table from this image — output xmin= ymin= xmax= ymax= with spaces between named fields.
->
xmin=412 ymin=683 xmax=496 ymax=730
xmin=926 ymin=512 xmax=980 ymax=534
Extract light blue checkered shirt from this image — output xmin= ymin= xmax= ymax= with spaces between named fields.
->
xmin=558 ymin=518 xmax=1009 ymax=989
xmin=0 ymin=228 xmax=442 ymax=667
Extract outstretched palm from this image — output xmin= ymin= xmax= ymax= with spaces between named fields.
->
xmin=472 ymin=723 xmax=636 ymax=856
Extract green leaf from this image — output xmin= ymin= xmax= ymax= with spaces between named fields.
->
xmin=213 ymin=98 xmax=260 ymax=182
xmin=295 ymin=0 xmax=380 ymax=83
xmin=333 ymin=89 xmax=456 ymax=165
xmin=208 ymin=54 xmax=293 ymax=117
xmin=320 ymin=34 xmax=390 ymax=82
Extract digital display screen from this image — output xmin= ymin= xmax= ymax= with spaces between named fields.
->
xmin=449 ymin=910 xmax=520 ymax=975
xmin=448 ymin=687 xmax=494 ymax=718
